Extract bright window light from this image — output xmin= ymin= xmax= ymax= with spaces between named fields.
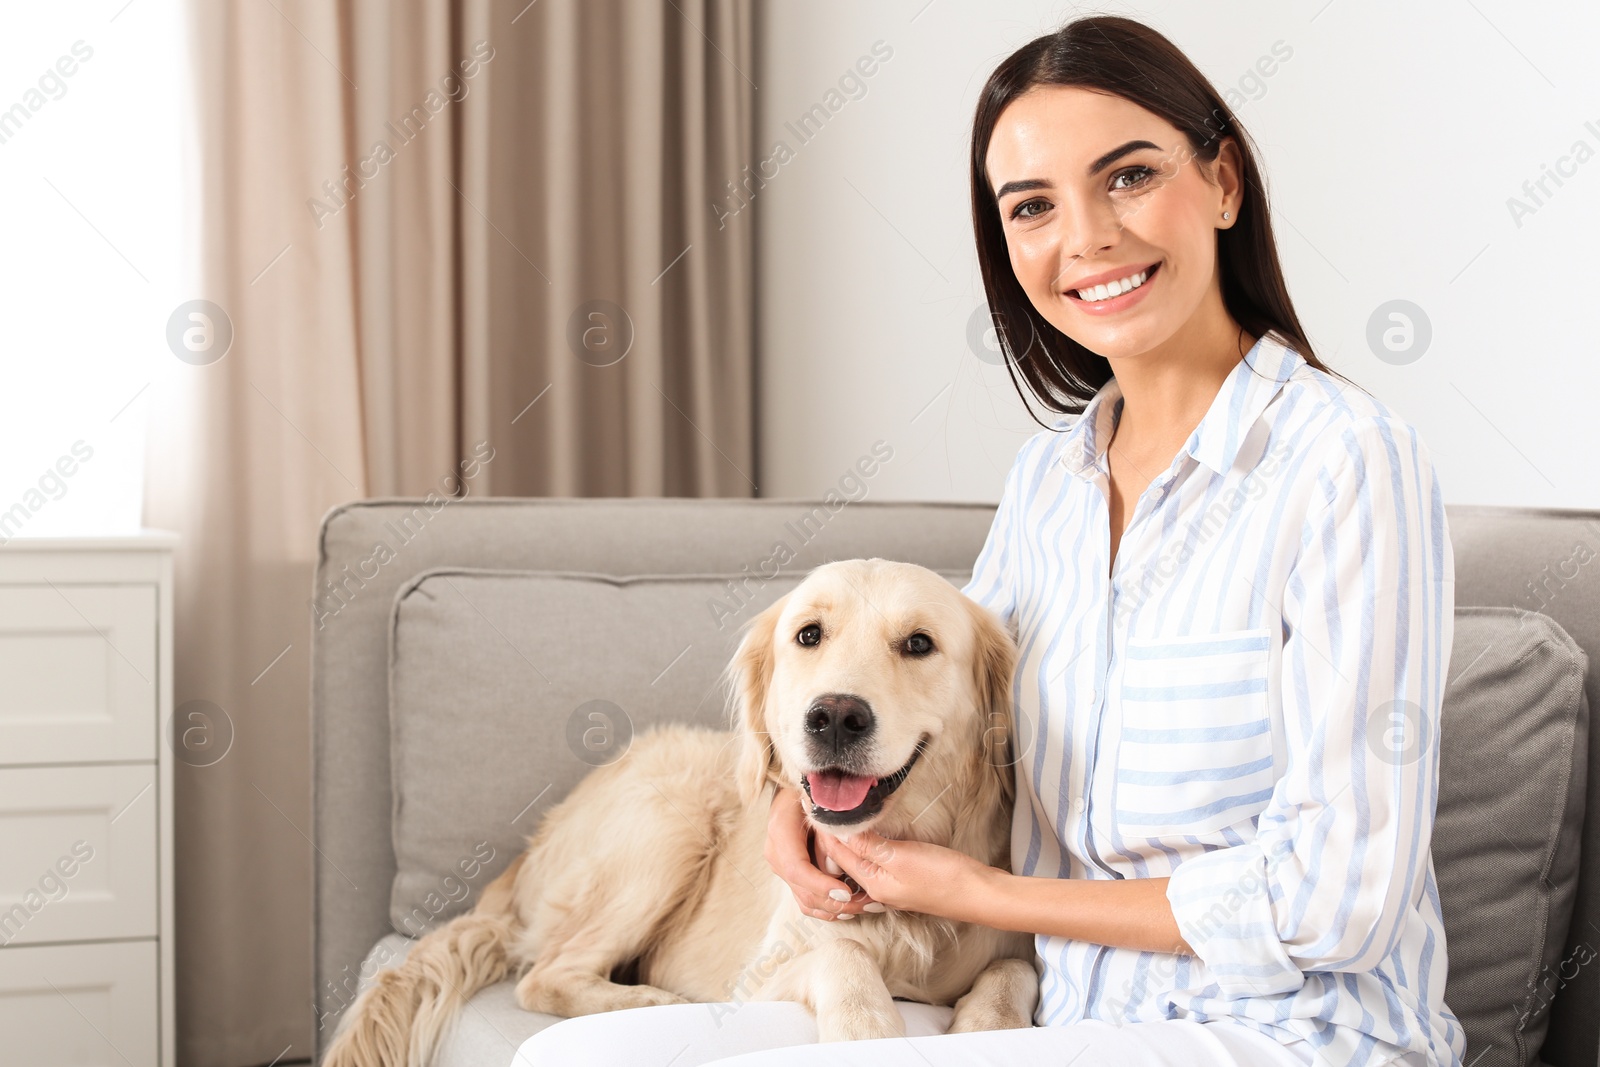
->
xmin=0 ymin=0 xmax=194 ymax=541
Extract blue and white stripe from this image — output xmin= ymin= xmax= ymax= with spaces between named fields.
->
xmin=962 ymin=332 xmax=1463 ymax=1067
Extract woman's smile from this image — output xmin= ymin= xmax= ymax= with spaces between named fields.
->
xmin=1065 ymin=260 xmax=1162 ymax=316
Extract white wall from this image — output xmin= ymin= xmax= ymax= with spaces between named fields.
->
xmin=754 ymin=0 xmax=1600 ymax=509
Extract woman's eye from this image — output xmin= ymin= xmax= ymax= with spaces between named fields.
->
xmin=1111 ymin=165 xmax=1156 ymax=191
xmin=1008 ymin=197 xmax=1048 ymax=221
xmin=797 ymin=623 xmax=822 ymax=647
xmin=904 ymin=633 xmax=934 ymax=656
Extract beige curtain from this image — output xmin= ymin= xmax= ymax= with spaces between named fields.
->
xmin=148 ymin=2 xmax=755 ymax=1062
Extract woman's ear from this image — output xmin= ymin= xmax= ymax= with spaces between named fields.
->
xmin=724 ymin=593 xmax=790 ymax=807
xmin=967 ymin=597 xmax=1020 ymax=810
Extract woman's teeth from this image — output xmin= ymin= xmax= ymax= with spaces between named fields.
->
xmin=1075 ymin=268 xmax=1150 ymax=302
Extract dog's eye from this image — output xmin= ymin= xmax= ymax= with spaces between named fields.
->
xmin=904 ymin=633 xmax=935 ymax=656
xmin=796 ymin=623 xmax=822 ymax=647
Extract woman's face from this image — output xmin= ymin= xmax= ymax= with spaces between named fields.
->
xmin=984 ymin=85 xmax=1239 ymax=362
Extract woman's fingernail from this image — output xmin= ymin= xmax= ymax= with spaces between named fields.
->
xmin=836 ymin=912 xmax=855 ymax=920
xmin=863 ymin=902 xmax=886 ymax=913
xmin=828 ymin=888 xmax=850 ymax=902
xmin=823 ymin=855 xmax=843 ymax=876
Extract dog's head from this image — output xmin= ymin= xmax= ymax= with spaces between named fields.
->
xmin=722 ymin=558 xmax=1018 ymax=836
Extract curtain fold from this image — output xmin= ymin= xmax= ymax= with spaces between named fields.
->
xmin=461 ymin=0 xmax=757 ymax=496
xmin=152 ymin=2 xmax=755 ymax=1061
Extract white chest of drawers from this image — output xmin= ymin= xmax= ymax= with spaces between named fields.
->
xmin=0 ymin=532 xmax=177 ymax=1067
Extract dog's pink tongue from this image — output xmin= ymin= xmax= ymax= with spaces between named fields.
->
xmin=807 ymin=770 xmax=876 ymax=811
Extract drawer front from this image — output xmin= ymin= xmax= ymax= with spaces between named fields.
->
xmin=0 ymin=765 xmax=157 ymax=945
xmin=0 ymin=939 xmax=159 ymax=1066
xmin=0 ymin=584 xmax=157 ymax=764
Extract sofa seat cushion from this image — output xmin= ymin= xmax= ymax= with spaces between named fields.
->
xmin=386 ymin=566 xmax=973 ymax=937
xmin=1433 ymin=607 xmax=1589 ymax=1067
xmin=349 ymin=933 xmax=560 ymax=1067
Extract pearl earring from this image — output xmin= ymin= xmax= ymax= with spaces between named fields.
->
xmin=1222 ymin=211 xmax=1231 ymax=221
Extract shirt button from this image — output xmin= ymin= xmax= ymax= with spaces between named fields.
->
xmin=1073 ymin=796 xmax=1086 ymax=814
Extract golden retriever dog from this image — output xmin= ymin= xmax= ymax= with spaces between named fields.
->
xmin=323 ymin=558 xmax=1037 ymax=1066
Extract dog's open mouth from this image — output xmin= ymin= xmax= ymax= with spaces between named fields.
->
xmin=801 ymin=739 xmax=927 ymax=826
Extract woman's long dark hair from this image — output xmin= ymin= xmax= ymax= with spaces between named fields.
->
xmin=972 ymin=15 xmax=1358 ymax=426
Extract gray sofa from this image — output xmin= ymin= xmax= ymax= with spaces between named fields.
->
xmin=311 ymin=498 xmax=1600 ymax=1067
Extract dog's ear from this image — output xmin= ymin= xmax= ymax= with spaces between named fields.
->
xmin=724 ymin=593 xmax=789 ymax=807
xmin=966 ymin=597 xmax=1020 ymax=810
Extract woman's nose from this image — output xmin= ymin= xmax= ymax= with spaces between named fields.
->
xmin=1048 ymin=196 xmax=1124 ymax=286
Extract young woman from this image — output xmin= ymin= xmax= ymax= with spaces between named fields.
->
xmin=524 ymin=15 xmax=1463 ymax=1067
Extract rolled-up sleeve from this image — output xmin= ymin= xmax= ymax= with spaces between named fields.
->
xmin=1165 ymin=416 xmax=1455 ymax=997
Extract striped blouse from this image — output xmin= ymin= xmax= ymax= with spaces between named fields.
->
xmin=961 ymin=332 xmax=1465 ymax=1066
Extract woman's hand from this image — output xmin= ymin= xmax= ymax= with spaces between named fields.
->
xmin=817 ymin=829 xmax=999 ymax=924
xmin=763 ymin=785 xmax=873 ymax=920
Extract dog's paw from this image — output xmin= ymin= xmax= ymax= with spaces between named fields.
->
xmin=513 ymin=969 xmax=546 ymax=1013
xmin=946 ymin=958 xmax=1037 ymax=1033
xmin=622 ymin=985 xmax=691 ymax=1010
xmin=517 ymin=969 xmax=691 ymax=1016
xmin=817 ymin=1001 xmax=905 ymax=1043
xmin=945 ymin=1001 xmax=1030 ymax=1033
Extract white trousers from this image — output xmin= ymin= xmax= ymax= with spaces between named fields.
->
xmin=515 ymin=999 xmax=1327 ymax=1066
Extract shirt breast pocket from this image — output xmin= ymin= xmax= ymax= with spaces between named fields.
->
xmin=1115 ymin=626 xmax=1278 ymax=840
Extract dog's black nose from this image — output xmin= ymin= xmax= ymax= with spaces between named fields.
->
xmin=804 ymin=693 xmax=875 ymax=751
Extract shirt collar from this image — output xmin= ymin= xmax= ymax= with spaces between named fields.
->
xmin=1056 ymin=333 xmax=1305 ymax=481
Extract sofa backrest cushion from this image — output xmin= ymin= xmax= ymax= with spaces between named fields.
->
xmin=387 ymin=565 xmax=972 ymax=936
xmin=1433 ymin=607 xmax=1589 ymax=1067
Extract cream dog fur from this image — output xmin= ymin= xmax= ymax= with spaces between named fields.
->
xmin=323 ymin=558 xmax=1037 ymax=1066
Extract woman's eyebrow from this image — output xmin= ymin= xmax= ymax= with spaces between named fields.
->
xmin=993 ymin=139 xmax=1164 ymax=201
xmin=1087 ymin=139 xmax=1162 ymax=175
xmin=994 ymin=177 xmax=1052 ymax=200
